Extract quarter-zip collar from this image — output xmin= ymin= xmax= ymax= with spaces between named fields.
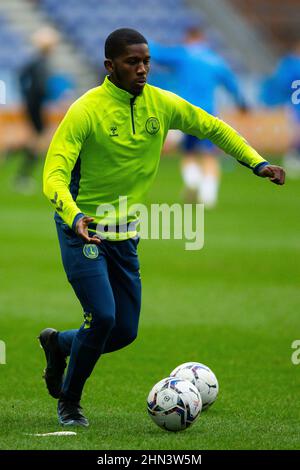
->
xmin=103 ymin=75 xmax=140 ymax=103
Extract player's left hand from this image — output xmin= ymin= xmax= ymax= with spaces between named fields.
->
xmin=258 ymin=165 xmax=285 ymax=185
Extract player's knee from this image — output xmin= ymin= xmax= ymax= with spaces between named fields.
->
xmin=95 ymin=313 xmax=116 ymax=333
xmin=81 ymin=313 xmax=115 ymax=351
xmin=86 ymin=309 xmax=116 ymax=334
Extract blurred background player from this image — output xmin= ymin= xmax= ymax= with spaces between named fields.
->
xmin=261 ymin=39 xmax=300 ymax=178
xmin=150 ymin=26 xmax=247 ymax=208
xmin=17 ymin=26 xmax=59 ymax=192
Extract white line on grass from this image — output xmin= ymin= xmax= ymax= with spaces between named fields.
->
xmin=26 ymin=432 xmax=77 ymax=436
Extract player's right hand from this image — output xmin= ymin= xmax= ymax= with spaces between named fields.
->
xmin=258 ymin=165 xmax=285 ymax=185
xmin=75 ymin=216 xmax=101 ymax=245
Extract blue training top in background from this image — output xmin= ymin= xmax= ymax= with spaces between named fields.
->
xmin=261 ymin=54 xmax=300 ymax=121
xmin=149 ymin=40 xmax=245 ymax=115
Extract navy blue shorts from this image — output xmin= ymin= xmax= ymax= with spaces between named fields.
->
xmin=55 ymin=221 xmax=142 ymax=348
xmin=182 ymin=134 xmax=215 ymax=153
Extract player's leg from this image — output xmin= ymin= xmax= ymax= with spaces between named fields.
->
xmin=15 ymin=100 xmax=43 ymax=193
xmin=56 ymin=237 xmax=142 ymax=355
xmin=56 ymin=272 xmax=116 ymax=427
xmin=181 ymin=135 xmax=203 ymax=202
xmin=61 ymin=274 xmax=115 ymax=388
xmin=56 ymin=329 xmax=77 ymax=356
xmin=198 ymin=143 xmax=220 ymax=209
xmin=41 ymin=221 xmax=116 ymax=426
xmin=102 ymin=237 xmax=142 ymax=354
xmin=57 ymin=238 xmax=141 ymax=427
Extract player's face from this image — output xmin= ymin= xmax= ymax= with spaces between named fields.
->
xmin=105 ymin=43 xmax=150 ymax=96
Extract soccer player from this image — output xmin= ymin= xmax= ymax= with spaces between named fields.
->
xmin=18 ymin=27 xmax=58 ymax=192
xmin=41 ymin=28 xmax=285 ymax=427
xmin=261 ymin=39 xmax=300 ymax=178
xmin=150 ymin=27 xmax=247 ymax=207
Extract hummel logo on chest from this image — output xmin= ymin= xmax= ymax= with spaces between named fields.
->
xmin=109 ymin=126 xmax=119 ymax=137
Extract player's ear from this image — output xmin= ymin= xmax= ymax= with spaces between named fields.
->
xmin=104 ymin=59 xmax=113 ymax=73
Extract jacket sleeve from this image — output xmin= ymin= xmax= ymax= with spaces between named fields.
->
xmin=43 ymin=101 xmax=90 ymax=228
xmin=165 ymin=90 xmax=268 ymax=172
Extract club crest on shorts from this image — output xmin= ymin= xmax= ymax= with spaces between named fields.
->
xmin=145 ymin=117 xmax=160 ymax=135
xmin=83 ymin=244 xmax=99 ymax=259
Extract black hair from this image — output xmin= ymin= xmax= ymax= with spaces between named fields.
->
xmin=105 ymin=28 xmax=148 ymax=60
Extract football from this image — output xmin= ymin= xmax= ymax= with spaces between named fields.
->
xmin=170 ymin=362 xmax=219 ymax=410
xmin=147 ymin=377 xmax=202 ymax=432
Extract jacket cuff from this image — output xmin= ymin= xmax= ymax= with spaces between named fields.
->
xmin=253 ymin=161 xmax=270 ymax=176
xmin=72 ymin=213 xmax=85 ymax=232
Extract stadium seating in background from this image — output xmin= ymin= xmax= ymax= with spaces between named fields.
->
xmin=39 ymin=0 xmax=212 ymax=68
xmin=38 ymin=0 xmax=248 ymax=97
xmin=0 ymin=0 xmax=294 ymax=155
xmin=229 ymin=0 xmax=300 ymax=52
xmin=0 ymin=14 xmax=31 ymax=70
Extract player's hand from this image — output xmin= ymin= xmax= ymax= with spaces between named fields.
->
xmin=75 ymin=216 xmax=101 ymax=245
xmin=258 ymin=165 xmax=285 ymax=185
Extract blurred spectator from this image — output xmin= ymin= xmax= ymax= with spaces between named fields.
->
xmin=150 ymin=27 xmax=247 ymax=208
xmin=261 ymin=40 xmax=300 ymax=178
xmin=17 ymin=26 xmax=59 ymax=193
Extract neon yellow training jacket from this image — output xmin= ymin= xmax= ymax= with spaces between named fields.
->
xmin=43 ymin=76 xmax=268 ymax=238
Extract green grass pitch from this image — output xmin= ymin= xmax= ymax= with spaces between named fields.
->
xmin=0 ymin=153 xmax=300 ymax=450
